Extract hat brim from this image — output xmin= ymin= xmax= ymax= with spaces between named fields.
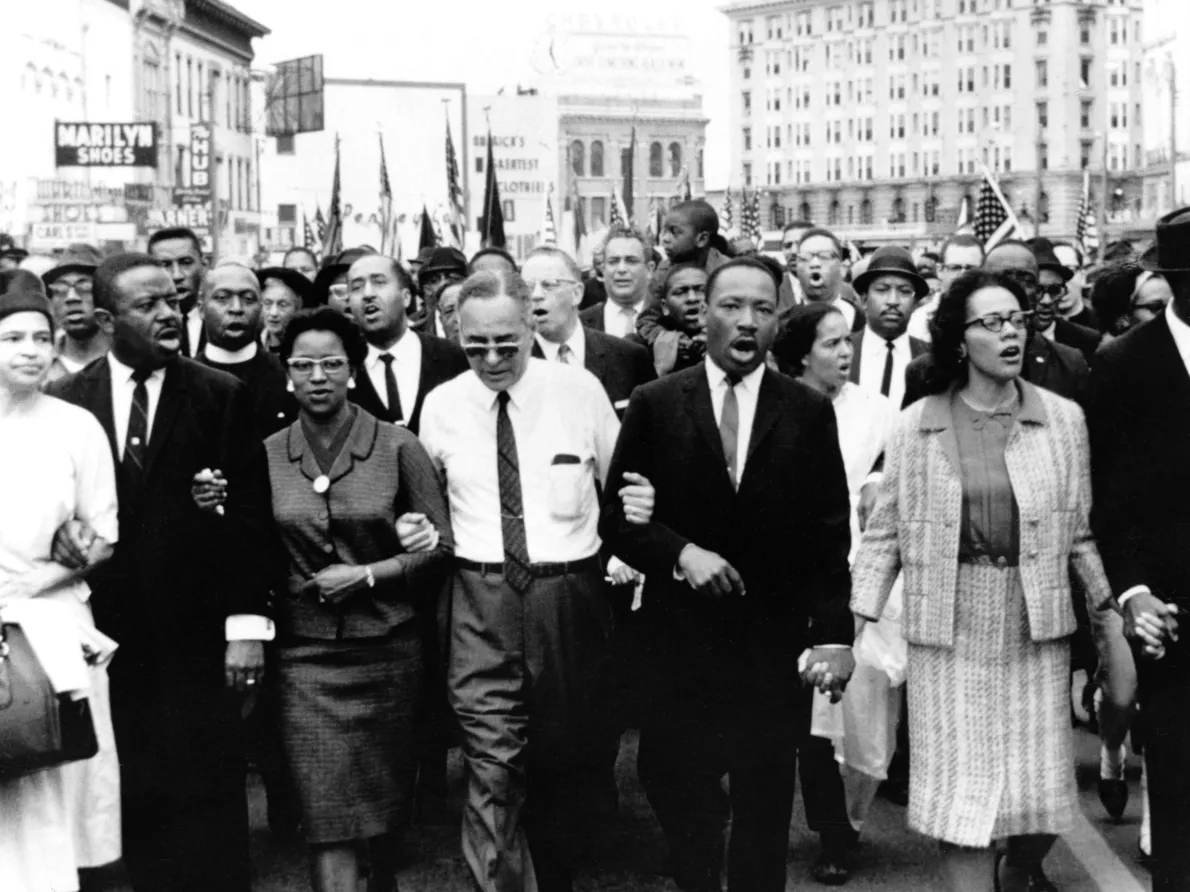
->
xmin=257 ymin=267 xmax=316 ymax=307
xmin=42 ymin=262 xmax=99 ymax=287
xmin=310 ymin=263 xmax=349 ymax=304
xmin=1138 ymin=246 xmax=1185 ymax=273
xmin=852 ymin=267 xmax=930 ymax=300
xmin=1038 ymin=261 xmax=1074 ymax=282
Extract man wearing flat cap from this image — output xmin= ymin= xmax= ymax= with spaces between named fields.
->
xmin=44 ymin=243 xmax=111 ymax=380
xmin=1086 ymin=206 xmax=1190 ymax=892
xmin=415 ymin=246 xmax=469 ymax=337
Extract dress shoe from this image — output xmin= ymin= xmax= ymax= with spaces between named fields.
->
xmin=1098 ymin=778 xmax=1129 ymax=820
xmin=812 ymin=853 xmax=850 ymax=886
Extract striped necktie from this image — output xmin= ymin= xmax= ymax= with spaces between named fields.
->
xmin=122 ymin=368 xmax=152 ymax=488
xmin=496 ymin=391 xmax=533 ymax=593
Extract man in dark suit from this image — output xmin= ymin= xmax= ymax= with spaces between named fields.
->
xmin=345 ymin=253 xmax=468 ymax=436
xmin=48 ymin=253 xmax=275 ymax=892
xmin=525 ymin=245 xmax=656 ymax=413
xmin=848 ymin=245 xmax=930 ymax=409
xmin=1029 ymin=238 xmax=1102 ymax=364
xmin=148 ymin=226 xmax=207 ymax=357
xmin=579 ymin=225 xmax=656 ymax=337
xmin=601 ymin=257 xmax=854 ymax=892
xmin=1086 ymin=208 xmax=1190 ymax=892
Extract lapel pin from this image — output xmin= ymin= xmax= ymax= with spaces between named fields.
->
xmin=313 ymin=475 xmax=330 ymax=494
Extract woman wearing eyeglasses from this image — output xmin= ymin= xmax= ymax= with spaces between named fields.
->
xmin=851 ymin=270 xmax=1127 ymax=892
xmin=265 ymin=307 xmax=453 ymax=892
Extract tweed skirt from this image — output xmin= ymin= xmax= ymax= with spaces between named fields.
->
xmin=278 ymin=627 xmax=422 ymax=844
xmin=906 ymin=563 xmax=1075 ymax=847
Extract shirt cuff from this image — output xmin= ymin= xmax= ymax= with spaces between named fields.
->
xmin=226 ymin=614 xmax=275 ymax=642
xmin=862 ymin=471 xmax=883 ymax=489
xmin=606 ymin=555 xmax=626 ymax=576
xmin=1117 ymin=586 xmax=1150 ymax=608
xmin=815 ymin=644 xmax=852 ymax=650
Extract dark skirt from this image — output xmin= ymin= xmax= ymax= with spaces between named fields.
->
xmin=278 ymin=627 xmax=422 ymax=844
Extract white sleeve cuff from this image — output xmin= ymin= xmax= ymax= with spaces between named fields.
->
xmin=816 ymin=644 xmax=852 ymax=650
xmin=606 ymin=555 xmax=626 ymax=575
xmin=863 ymin=471 xmax=884 ymax=489
xmin=1117 ymin=586 xmax=1150 ymax=608
xmin=226 ymin=614 xmax=276 ymax=641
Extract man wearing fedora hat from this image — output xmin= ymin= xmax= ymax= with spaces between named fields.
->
xmin=1087 ymin=206 xmax=1190 ymax=892
xmin=848 ymin=245 xmax=930 ymax=410
xmin=415 ymin=246 xmax=469 ymax=337
xmin=1028 ymin=238 xmax=1101 ymax=365
xmin=313 ymin=246 xmax=377 ymax=315
xmin=43 ymin=243 xmax=111 ymax=379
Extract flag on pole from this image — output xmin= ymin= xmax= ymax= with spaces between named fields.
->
xmin=678 ymin=166 xmax=692 ymax=201
xmin=314 ymin=205 xmax=327 ymax=244
xmin=646 ymin=197 xmax=665 ymax=245
xmin=378 ymin=133 xmax=399 ymax=257
xmin=569 ymin=175 xmax=586 ymax=259
xmin=955 ymin=196 xmax=971 ymax=233
xmin=302 ymin=211 xmax=316 ymax=251
xmin=480 ymin=131 xmax=507 ymax=248
xmin=621 ymin=126 xmax=636 ymax=223
xmin=973 ymin=166 xmax=1022 ymax=250
xmin=1076 ymin=169 xmax=1100 ymax=258
xmin=321 ymin=135 xmax=344 ymax=258
xmin=721 ymin=188 xmax=734 ymax=234
xmin=740 ymin=188 xmax=762 ymax=241
xmin=418 ymin=205 xmax=439 ymax=251
xmin=609 ymin=188 xmax=625 ymax=228
xmin=445 ymin=115 xmax=465 ymax=249
xmin=542 ymin=184 xmax=558 ymax=246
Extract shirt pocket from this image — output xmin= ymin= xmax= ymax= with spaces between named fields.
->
xmin=548 ymin=453 xmax=591 ymax=521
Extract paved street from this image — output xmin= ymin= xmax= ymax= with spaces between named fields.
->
xmin=247 ymin=725 xmax=1151 ymax=891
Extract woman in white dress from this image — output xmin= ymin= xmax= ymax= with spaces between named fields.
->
xmin=0 ymin=286 xmax=120 ymax=892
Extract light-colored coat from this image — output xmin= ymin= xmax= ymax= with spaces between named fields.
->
xmin=851 ymin=380 xmax=1111 ymax=648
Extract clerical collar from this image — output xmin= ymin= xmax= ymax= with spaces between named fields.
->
xmin=203 ymin=341 xmax=259 ymax=364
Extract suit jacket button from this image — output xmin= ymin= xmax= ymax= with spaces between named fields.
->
xmin=322 ymin=542 xmax=334 ymax=554
xmin=996 ymin=556 xmax=1008 ymax=568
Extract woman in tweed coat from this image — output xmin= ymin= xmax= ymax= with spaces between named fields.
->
xmin=851 ymin=270 xmax=1122 ymax=892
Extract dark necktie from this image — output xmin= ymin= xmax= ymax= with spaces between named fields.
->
xmin=179 ymin=314 xmax=191 ymax=358
xmin=557 ymin=343 xmax=571 ymax=364
xmin=379 ymin=353 xmax=403 ymax=423
xmin=122 ymin=369 xmax=152 ymax=488
xmin=496 ymin=391 xmax=533 ymax=593
xmin=720 ymin=375 xmax=741 ymax=488
xmin=880 ymin=339 xmax=896 ymax=397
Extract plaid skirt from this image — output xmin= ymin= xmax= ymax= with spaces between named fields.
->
xmin=278 ymin=627 xmax=422 ymax=844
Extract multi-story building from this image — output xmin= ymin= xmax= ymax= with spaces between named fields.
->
xmin=722 ymin=0 xmax=1146 ymax=245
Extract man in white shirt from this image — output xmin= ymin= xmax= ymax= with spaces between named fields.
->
xmin=848 ymin=245 xmax=930 ymax=410
xmin=579 ymin=225 xmax=655 ymax=338
xmin=148 ymin=226 xmax=207 ymax=357
xmin=793 ymin=228 xmax=865 ymax=332
xmin=420 ymin=269 xmax=628 ymax=892
xmin=907 ymin=234 xmax=984 ymax=343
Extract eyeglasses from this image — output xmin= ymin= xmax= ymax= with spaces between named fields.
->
xmin=463 ymin=344 xmax=521 ymax=361
xmin=49 ymin=280 xmax=93 ymax=298
xmin=940 ymin=263 xmax=979 ymax=274
xmin=797 ymin=251 xmax=840 ymax=263
xmin=1037 ymin=284 xmax=1068 ymax=300
xmin=524 ymin=278 xmax=577 ymax=294
xmin=964 ymin=310 xmax=1034 ymax=333
xmin=286 ymin=356 xmax=351 ymax=375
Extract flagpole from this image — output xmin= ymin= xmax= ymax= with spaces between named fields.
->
xmin=483 ymin=106 xmax=494 ymax=246
xmin=980 ymin=164 xmax=1022 ymax=229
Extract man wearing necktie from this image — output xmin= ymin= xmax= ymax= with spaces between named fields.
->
xmin=848 ymin=246 xmax=930 ymax=410
xmin=601 ymin=257 xmax=855 ymax=892
xmin=578 ymin=225 xmax=656 ymax=339
xmin=421 ymin=269 xmax=646 ymax=892
xmin=148 ymin=227 xmax=207 ymax=358
xmin=47 ymin=253 xmax=275 ymax=892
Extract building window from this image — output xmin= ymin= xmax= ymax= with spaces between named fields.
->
xmin=502 ymin=200 xmax=516 ymax=223
xmin=1038 ymin=30 xmax=1047 ymax=46
xmin=829 ymin=200 xmax=841 ymax=226
xmin=742 ymin=91 xmax=752 ymax=114
xmin=278 ymin=203 xmax=297 ymax=225
xmin=925 ymin=195 xmax=938 ymax=223
xmin=591 ymin=196 xmax=607 ymax=227
xmin=649 ymin=142 xmax=664 ymax=178
xmin=1039 ymin=142 xmax=1048 ymax=170
xmin=860 ymin=197 xmax=873 ymax=224
xmin=743 ymin=128 xmax=752 ymax=151
xmin=1081 ymin=100 xmax=1092 ymax=129
xmin=590 ymin=141 xmax=604 ymax=177
xmin=1039 ymin=190 xmax=1050 ymax=223
xmin=1080 ymin=24 xmax=1090 ymax=45
xmin=697 ymin=149 xmax=705 ymax=179
xmin=570 ymin=140 xmax=585 ymax=176
xmin=1081 ymin=58 xmax=1092 ymax=86
xmin=276 ymin=134 xmax=294 ymax=155
xmin=669 ymin=142 xmax=683 ymax=177
xmin=1035 ymin=60 xmax=1048 ymax=88
xmin=1037 ymin=101 xmax=1048 ymax=129
xmin=743 ymin=163 xmax=753 ymax=187
xmin=800 ymin=200 xmax=812 ymax=221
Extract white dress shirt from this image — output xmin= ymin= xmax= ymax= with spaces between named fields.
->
xmin=107 ymin=352 xmax=273 ymax=641
xmin=603 ymin=298 xmax=645 ymax=339
xmin=704 ymin=357 xmax=765 ymax=488
xmin=184 ymin=307 xmax=203 ymax=358
xmin=420 ymin=358 xmax=620 ymax=563
xmin=907 ymin=294 xmax=938 ymax=342
xmin=1038 ymin=323 xmax=1056 ymax=341
xmin=832 ymin=296 xmax=858 ymax=330
xmin=1120 ymin=304 xmax=1190 ymax=607
xmin=364 ymin=329 xmax=422 ymax=418
xmin=534 ymin=325 xmax=587 ymax=367
xmin=856 ymin=329 xmax=911 ymax=410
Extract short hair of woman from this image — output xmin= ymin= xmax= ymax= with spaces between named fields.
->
xmin=775 ymin=302 xmax=842 ymax=375
xmin=279 ymin=306 xmax=368 ymax=368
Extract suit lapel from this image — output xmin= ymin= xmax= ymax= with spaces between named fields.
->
xmin=744 ymin=369 xmax=783 ymax=471
xmin=684 ymin=370 xmax=729 ymax=480
xmin=530 ymin=339 xmax=545 ymax=360
xmin=918 ymin=390 xmax=962 ymax=480
xmin=142 ymin=360 xmax=183 ymax=481
xmin=352 ymin=363 xmax=389 ymax=421
xmin=582 ymin=327 xmax=607 ymax=380
xmin=1151 ymin=314 xmax=1190 ymax=401
xmin=87 ymin=358 xmax=118 ymax=461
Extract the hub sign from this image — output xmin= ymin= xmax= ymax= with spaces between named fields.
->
xmin=55 ymin=122 xmax=159 ymax=167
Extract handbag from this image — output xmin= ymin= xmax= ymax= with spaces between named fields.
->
xmin=0 ymin=622 xmax=98 ymax=777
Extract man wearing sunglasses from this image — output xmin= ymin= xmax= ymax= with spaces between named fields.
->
xmin=1028 ymin=238 xmax=1102 ymax=365
xmin=43 ymin=243 xmax=111 ymax=379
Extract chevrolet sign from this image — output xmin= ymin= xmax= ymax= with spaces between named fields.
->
xmin=55 ymin=122 xmax=159 ymax=168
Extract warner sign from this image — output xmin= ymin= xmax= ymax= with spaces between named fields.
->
xmin=55 ymin=122 xmax=159 ymax=168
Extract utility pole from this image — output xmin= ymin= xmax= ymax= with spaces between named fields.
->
xmin=1170 ymin=56 xmax=1178 ymax=210
xmin=1035 ymin=138 xmax=1044 ymax=238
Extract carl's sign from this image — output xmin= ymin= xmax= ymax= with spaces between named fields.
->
xmin=55 ymin=122 xmax=159 ymax=167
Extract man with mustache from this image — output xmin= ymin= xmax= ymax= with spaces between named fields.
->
xmin=46 ymin=252 xmax=275 ymax=892
xmin=602 ymin=257 xmax=854 ymax=892
xmin=42 ymin=243 xmax=110 ymax=381
xmin=148 ymin=227 xmax=207 ymax=358
xmin=848 ymin=245 xmax=930 ymax=410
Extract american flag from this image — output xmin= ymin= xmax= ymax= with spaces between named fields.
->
xmin=740 ymin=188 xmax=762 ymax=241
xmin=609 ymin=188 xmax=625 ymax=227
xmin=302 ymin=211 xmax=316 ymax=251
xmin=721 ymin=188 xmax=734 ymax=233
xmin=321 ymin=135 xmax=344 ymax=258
xmin=973 ymin=166 xmax=1020 ymax=250
xmin=378 ymin=133 xmax=398 ymax=256
xmin=313 ymin=205 xmax=327 ymax=244
xmin=445 ymin=116 xmax=465 ymax=248
xmin=1076 ymin=169 xmax=1100 ymax=257
xmin=678 ymin=166 xmax=692 ymax=202
xmin=569 ymin=174 xmax=586 ymax=258
xmin=542 ymin=183 xmax=558 ymax=246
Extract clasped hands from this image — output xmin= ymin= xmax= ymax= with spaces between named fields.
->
xmin=1123 ymin=591 xmax=1180 ymax=660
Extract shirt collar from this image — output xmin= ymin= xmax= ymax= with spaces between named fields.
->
xmin=107 ymin=351 xmax=166 ymax=385
xmin=203 ymin=341 xmax=258 ymax=364
xmin=1165 ymin=302 xmax=1190 ymax=365
xmin=535 ymin=325 xmax=584 ymax=361
xmin=1038 ymin=322 xmax=1056 ymax=341
xmin=473 ymin=356 xmax=540 ymax=412
xmin=366 ymin=328 xmax=416 ymax=368
xmin=607 ymin=298 xmax=645 ymax=316
xmin=704 ymin=355 xmax=766 ymax=392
